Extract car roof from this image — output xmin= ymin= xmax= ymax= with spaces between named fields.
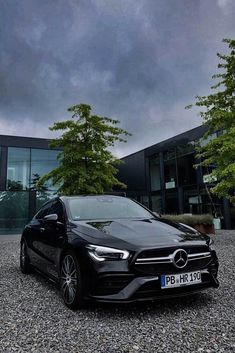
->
xmin=60 ymin=194 xmax=126 ymax=201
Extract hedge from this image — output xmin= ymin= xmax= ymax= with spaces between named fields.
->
xmin=162 ymin=214 xmax=214 ymax=226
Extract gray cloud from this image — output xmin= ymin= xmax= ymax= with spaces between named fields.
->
xmin=0 ymin=0 xmax=235 ymax=156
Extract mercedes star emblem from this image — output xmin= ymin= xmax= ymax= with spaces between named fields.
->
xmin=173 ymin=249 xmax=188 ymax=269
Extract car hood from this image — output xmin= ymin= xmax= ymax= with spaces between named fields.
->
xmin=72 ymin=218 xmax=209 ymax=250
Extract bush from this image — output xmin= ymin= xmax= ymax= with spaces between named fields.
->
xmin=162 ymin=214 xmax=214 ymax=226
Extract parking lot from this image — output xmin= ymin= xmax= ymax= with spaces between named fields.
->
xmin=0 ymin=230 xmax=234 ymax=353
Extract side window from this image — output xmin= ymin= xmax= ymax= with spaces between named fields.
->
xmin=50 ymin=201 xmax=64 ymax=223
xmin=35 ymin=202 xmax=53 ymax=220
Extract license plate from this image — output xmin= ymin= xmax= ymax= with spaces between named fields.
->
xmin=161 ymin=271 xmax=201 ymax=289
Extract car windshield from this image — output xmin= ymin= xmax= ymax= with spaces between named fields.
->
xmin=68 ymin=196 xmax=153 ymax=220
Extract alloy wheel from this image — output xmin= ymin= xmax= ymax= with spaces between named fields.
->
xmin=61 ymin=255 xmax=78 ymax=305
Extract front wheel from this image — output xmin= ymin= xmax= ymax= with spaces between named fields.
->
xmin=20 ymin=240 xmax=31 ymax=274
xmin=60 ymin=251 xmax=85 ymax=310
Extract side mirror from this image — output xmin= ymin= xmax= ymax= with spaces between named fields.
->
xmin=43 ymin=214 xmax=58 ymax=222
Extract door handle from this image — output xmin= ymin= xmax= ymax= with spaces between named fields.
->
xmin=40 ymin=227 xmax=45 ymax=232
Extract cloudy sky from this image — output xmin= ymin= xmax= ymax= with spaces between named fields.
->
xmin=0 ymin=0 xmax=235 ymax=156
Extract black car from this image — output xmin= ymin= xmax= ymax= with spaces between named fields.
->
xmin=20 ymin=195 xmax=219 ymax=309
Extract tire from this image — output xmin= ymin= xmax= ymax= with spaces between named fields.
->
xmin=20 ymin=240 xmax=31 ymax=274
xmin=60 ymin=251 xmax=85 ymax=310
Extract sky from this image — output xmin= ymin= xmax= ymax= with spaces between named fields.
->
xmin=0 ymin=0 xmax=235 ymax=157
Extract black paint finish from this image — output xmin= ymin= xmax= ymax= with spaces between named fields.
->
xmin=20 ymin=195 xmax=219 ymax=306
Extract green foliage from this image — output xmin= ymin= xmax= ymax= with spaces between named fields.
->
xmin=187 ymin=39 xmax=235 ymax=204
xmin=163 ymin=214 xmax=214 ymax=226
xmin=38 ymin=103 xmax=131 ymax=195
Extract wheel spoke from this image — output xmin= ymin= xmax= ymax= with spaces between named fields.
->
xmin=61 ymin=281 xmax=67 ymax=290
xmin=61 ymin=264 xmax=67 ymax=276
xmin=68 ymin=286 xmax=75 ymax=301
xmin=64 ymin=285 xmax=69 ymax=302
xmin=68 ymin=257 xmax=74 ymax=273
xmin=65 ymin=257 xmax=70 ymax=273
xmin=70 ymin=268 xmax=76 ymax=277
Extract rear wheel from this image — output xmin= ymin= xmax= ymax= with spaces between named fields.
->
xmin=20 ymin=240 xmax=31 ymax=274
xmin=60 ymin=251 xmax=85 ymax=310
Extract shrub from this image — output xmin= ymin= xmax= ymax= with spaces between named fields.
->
xmin=162 ymin=214 xmax=214 ymax=226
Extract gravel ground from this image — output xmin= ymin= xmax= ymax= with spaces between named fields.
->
xmin=0 ymin=230 xmax=234 ymax=353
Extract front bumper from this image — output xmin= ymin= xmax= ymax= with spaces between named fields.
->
xmin=88 ymin=270 xmax=219 ymax=303
xmin=86 ymin=247 xmax=219 ymax=303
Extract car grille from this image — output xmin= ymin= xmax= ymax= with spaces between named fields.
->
xmin=134 ymin=246 xmax=212 ymax=275
xmin=137 ymin=245 xmax=209 ymax=259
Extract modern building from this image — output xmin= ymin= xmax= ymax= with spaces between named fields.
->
xmin=0 ymin=135 xmax=60 ymax=234
xmin=0 ymin=126 xmax=234 ymax=234
xmin=118 ymin=125 xmax=233 ymax=229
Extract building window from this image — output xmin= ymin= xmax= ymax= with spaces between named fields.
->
xmin=0 ymin=191 xmax=29 ymax=231
xmin=31 ymin=149 xmax=59 ymax=190
xmin=164 ymin=149 xmax=177 ymax=189
xmin=165 ymin=190 xmax=178 ymax=214
xmin=140 ymin=195 xmax=149 ymax=208
xmin=177 ymin=153 xmax=197 ymax=186
xmin=177 ymin=142 xmax=195 ymax=157
xmin=183 ymin=188 xmax=201 ymax=214
xmin=151 ymin=194 xmax=162 ymax=213
xmin=7 ymin=148 xmax=30 ymax=190
xmin=6 ymin=147 xmax=60 ymax=191
xmin=149 ymin=155 xmax=161 ymax=191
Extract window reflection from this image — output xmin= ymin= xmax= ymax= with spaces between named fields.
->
xmin=177 ymin=154 xmax=197 ymax=186
xmin=7 ymin=148 xmax=30 ymax=190
xmin=7 ymin=147 xmax=60 ymax=191
xmin=150 ymin=155 xmax=161 ymax=191
xmin=164 ymin=149 xmax=176 ymax=189
xmin=165 ymin=190 xmax=178 ymax=214
xmin=151 ymin=194 xmax=162 ymax=213
xmin=31 ymin=149 xmax=59 ymax=190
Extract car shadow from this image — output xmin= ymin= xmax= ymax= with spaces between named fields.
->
xmin=14 ymin=264 xmax=216 ymax=316
xmin=84 ymin=291 xmax=216 ymax=316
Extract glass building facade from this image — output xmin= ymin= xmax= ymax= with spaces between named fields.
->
xmin=7 ymin=147 xmax=59 ymax=191
xmin=0 ymin=135 xmax=60 ymax=234
xmin=0 ymin=127 xmax=234 ymax=234
xmin=119 ymin=126 xmax=234 ymax=229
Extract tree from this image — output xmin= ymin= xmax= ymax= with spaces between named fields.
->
xmin=38 ymin=103 xmax=131 ymax=195
xmin=187 ymin=39 xmax=235 ymax=204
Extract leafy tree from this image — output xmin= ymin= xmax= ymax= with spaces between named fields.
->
xmin=38 ymin=103 xmax=131 ymax=195
xmin=187 ymin=39 xmax=235 ymax=204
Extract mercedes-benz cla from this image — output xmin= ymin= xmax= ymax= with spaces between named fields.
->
xmin=20 ymin=195 xmax=219 ymax=309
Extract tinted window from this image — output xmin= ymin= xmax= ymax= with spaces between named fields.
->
xmin=68 ymin=197 xmax=153 ymax=220
xmin=35 ymin=202 xmax=53 ymax=219
xmin=50 ymin=201 xmax=64 ymax=222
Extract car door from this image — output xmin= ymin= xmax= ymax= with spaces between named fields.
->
xmin=26 ymin=201 xmax=54 ymax=270
xmin=35 ymin=200 xmax=66 ymax=279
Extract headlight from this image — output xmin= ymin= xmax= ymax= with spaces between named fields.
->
xmin=87 ymin=245 xmax=130 ymax=261
xmin=209 ymin=238 xmax=216 ymax=251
